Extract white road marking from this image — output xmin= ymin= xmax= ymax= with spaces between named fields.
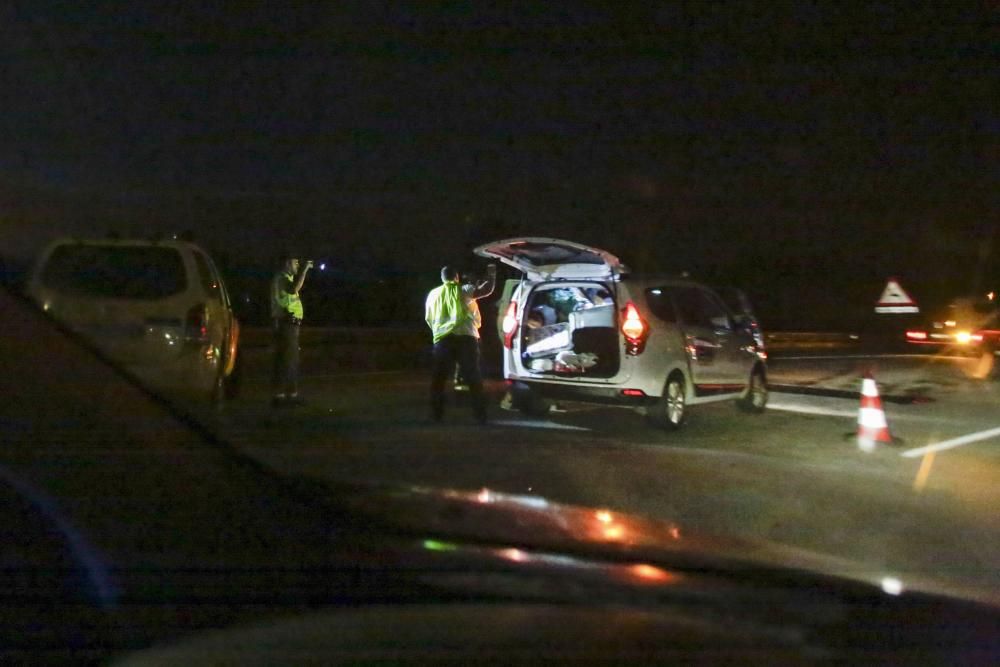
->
xmin=768 ymin=394 xmax=976 ymax=427
xmin=766 ymin=401 xmax=857 ymax=418
xmin=306 ymin=370 xmax=410 ymax=379
xmin=774 ymin=354 xmax=967 ymax=362
xmin=912 ymin=451 xmax=935 ymax=491
xmin=498 ymin=420 xmax=591 ymax=432
xmin=900 ymin=425 xmax=1000 ymax=458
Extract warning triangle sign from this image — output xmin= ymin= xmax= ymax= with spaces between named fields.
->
xmin=875 ymin=278 xmax=919 ymax=314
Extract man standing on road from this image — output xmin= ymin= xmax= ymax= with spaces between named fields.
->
xmin=425 ymin=264 xmax=495 ymax=423
xmin=454 ymin=269 xmax=496 ymax=392
xmin=271 ymin=255 xmax=313 ymax=407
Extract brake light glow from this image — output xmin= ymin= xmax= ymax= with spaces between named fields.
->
xmin=906 ymin=330 xmax=927 ymax=340
xmin=502 ymin=300 xmax=518 ymax=349
xmin=621 ymin=301 xmax=648 ymax=355
xmin=185 ymin=304 xmax=209 ymax=342
xmin=622 ymin=302 xmax=644 ymax=340
xmin=621 ymin=389 xmax=646 ymax=397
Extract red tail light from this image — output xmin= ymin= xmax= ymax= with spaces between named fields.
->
xmin=502 ymin=300 xmax=518 ymax=349
xmin=621 ymin=301 xmax=648 ymax=355
xmin=185 ymin=303 xmax=209 ymax=342
xmin=905 ymin=330 xmax=927 ymax=341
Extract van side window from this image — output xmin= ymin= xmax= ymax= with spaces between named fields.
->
xmin=715 ymin=286 xmax=755 ymax=319
xmin=673 ymin=287 xmax=709 ymax=328
xmin=41 ymin=245 xmax=187 ymax=299
xmin=673 ymin=287 xmax=731 ymax=331
xmin=700 ymin=291 xmax=733 ymax=331
xmin=645 ymin=287 xmax=677 ymax=323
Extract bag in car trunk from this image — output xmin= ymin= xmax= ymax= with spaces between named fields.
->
xmin=522 ymin=284 xmax=620 ymax=378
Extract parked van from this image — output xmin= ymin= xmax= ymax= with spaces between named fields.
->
xmin=475 ymin=238 xmax=767 ymax=428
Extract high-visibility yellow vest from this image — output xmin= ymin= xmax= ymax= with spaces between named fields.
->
xmin=425 ymin=281 xmax=470 ymax=343
xmin=271 ymin=271 xmax=304 ymax=320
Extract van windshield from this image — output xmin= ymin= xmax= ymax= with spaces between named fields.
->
xmin=41 ymin=245 xmax=187 ymax=299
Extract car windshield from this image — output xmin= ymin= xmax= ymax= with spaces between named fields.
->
xmin=0 ymin=4 xmax=997 ymax=662
xmin=41 ymin=245 xmax=187 ymax=299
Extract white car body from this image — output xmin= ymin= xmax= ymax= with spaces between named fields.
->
xmin=475 ymin=238 xmax=767 ymax=426
xmin=27 ymin=238 xmax=240 ymax=401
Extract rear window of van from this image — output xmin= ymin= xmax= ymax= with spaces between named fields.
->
xmin=41 ymin=245 xmax=187 ymax=299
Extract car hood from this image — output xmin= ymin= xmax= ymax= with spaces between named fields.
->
xmin=473 ymin=237 xmax=626 ymax=280
xmin=112 ymin=478 xmax=1000 ymax=665
xmin=317 ymin=478 xmax=998 ymax=609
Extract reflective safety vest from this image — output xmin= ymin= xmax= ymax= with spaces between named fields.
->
xmin=425 ymin=281 xmax=470 ymax=343
xmin=271 ymin=271 xmax=304 ymax=320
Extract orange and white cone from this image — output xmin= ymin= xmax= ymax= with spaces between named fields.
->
xmin=858 ymin=373 xmax=892 ymax=452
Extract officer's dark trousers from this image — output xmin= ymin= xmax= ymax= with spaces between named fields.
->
xmin=430 ymin=334 xmax=486 ymax=422
xmin=272 ymin=318 xmax=300 ymax=396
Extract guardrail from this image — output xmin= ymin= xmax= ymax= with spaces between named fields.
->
xmin=240 ymin=325 xmax=426 ymax=349
xmin=763 ymin=332 xmax=861 ymax=353
xmin=238 ymin=327 xmax=864 ymax=374
xmin=240 ymin=326 xmax=429 ymax=373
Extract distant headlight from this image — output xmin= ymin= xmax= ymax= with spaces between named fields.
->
xmin=955 ymin=331 xmax=972 ymax=344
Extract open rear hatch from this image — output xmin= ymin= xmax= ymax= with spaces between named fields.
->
xmin=474 ymin=238 xmax=626 ymax=281
xmin=476 ymin=239 xmax=627 ymax=379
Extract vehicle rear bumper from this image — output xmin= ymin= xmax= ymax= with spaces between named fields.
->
xmin=510 ymin=379 xmax=656 ymax=406
xmin=125 ymin=350 xmax=218 ymax=396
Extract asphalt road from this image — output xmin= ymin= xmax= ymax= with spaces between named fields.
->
xmin=199 ymin=350 xmax=1000 ymax=601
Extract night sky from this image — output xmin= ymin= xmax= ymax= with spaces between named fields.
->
xmin=1 ymin=2 xmax=995 ymax=326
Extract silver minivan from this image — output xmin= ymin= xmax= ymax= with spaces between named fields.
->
xmin=27 ymin=238 xmax=241 ymax=403
xmin=475 ymin=238 xmax=768 ymax=428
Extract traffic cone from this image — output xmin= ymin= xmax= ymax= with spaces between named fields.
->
xmin=857 ymin=372 xmax=892 ymax=452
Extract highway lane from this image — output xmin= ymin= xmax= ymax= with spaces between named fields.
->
xmin=193 ymin=351 xmax=1000 ymax=600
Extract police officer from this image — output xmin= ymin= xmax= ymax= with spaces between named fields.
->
xmin=425 ymin=264 xmax=495 ymax=423
xmin=271 ymin=254 xmax=313 ymax=406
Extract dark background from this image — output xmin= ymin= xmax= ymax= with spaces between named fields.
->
xmin=1 ymin=2 xmax=995 ymax=330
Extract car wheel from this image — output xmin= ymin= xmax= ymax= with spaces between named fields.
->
xmin=738 ymin=368 xmax=768 ymax=413
xmin=210 ymin=349 xmax=234 ymax=407
xmin=649 ymin=373 xmax=686 ymax=430
xmin=224 ymin=352 xmax=243 ymax=400
xmin=210 ymin=369 xmax=226 ymax=407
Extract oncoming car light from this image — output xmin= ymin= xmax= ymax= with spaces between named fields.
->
xmin=954 ymin=331 xmax=982 ymax=345
xmin=881 ymin=576 xmax=904 ymax=596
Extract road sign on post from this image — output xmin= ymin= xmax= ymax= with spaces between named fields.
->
xmin=875 ymin=278 xmax=919 ymax=314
